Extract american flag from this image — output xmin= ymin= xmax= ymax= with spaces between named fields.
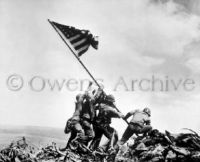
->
xmin=51 ymin=21 xmax=99 ymax=57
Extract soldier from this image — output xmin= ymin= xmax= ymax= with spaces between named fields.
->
xmin=117 ymin=107 xmax=152 ymax=147
xmin=61 ymin=117 xmax=82 ymax=150
xmin=89 ymin=94 xmax=124 ymax=154
xmin=60 ymin=91 xmax=96 ymax=151
xmin=77 ymin=92 xmax=95 ymax=145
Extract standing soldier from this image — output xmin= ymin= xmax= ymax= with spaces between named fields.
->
xmin=76 ymin=92 xmax=95 ymax=146
xmin=60 ymin=92 xmax=95 ymax=151
xmin=89 ymin=94 xmax=124 ymax=154
xmin=60 ymin=86 xmax=104 ymax=152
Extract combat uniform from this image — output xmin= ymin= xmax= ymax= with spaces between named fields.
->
xmin=90 ymin=102 xmax=123 ymax=152
xmin=79 ymin=94 xmax=95 ymax=145
xmin=62 ymin=93 xmax=95 ymax=150
xmin=119 ymin=109 xmax=152 ymax=145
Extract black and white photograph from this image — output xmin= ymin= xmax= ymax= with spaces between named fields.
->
xmin=1 ymin=0 xmax=200 ymax=161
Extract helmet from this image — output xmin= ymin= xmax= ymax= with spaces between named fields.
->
xmin=105 ymin=94 xmax=115 ymax=103
xmin=76 ymin=93 xmax=85 ymax=103
xmin=76 ymin=93 xmax=82 ymax=101
xmin=143 ymin=107 xmax=151 ymax=116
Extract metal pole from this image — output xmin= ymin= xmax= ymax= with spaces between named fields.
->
xmin=48 ymin=19 xmax=101 ymax=88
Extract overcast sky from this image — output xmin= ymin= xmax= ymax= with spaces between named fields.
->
xmin=1 ymin=0 xmax=200 ymax=135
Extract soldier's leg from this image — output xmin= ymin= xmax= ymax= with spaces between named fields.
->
xmin=119 ymin=125 xmax=135 ymax=145
xmin=81 ymin=120 xmax=94 ymax=145
xmin=112 ymin=125 xmax=135 ymax=155
xmin=112 ymin=129 xmax=119 ymax=148
xmin=60 ymin=119 xmax=77 ymax=151
xmin=64 ymin=120 xmax=71 ymax=134
xmin=139 ymin=125 xmax=152 ymax=134
xmin=71 ymin=121 xmax=84 ymax=142
xmin=100 ymin=126 xmax=118 ymax=152
xmin=89 ymin=126 xmax=103 ymax=151
xmin=66 ymin=131 xmax=77 ymax=148
xmin=67 ymin=121 xmax=87 ymax=151
xmin=60 ymin=121 xmax=83 ymax=151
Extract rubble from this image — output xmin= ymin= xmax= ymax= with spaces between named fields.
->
xmin=115 ymin=129 xmax=200 ymax=162
xmin=1 ymin=129 xmax=200 ymax=162
xmin=0 ymin=137 xmax=105 ymax=162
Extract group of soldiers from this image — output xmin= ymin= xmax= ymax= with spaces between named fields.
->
xmin=60 ymin=84 xmax=153 ymax=157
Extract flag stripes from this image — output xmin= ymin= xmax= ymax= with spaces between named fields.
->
xmin=51 ymin=21 xmax=98 ymax=57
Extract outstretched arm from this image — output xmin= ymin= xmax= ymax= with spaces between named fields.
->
xmin=124 ymin=109 xmax=139 ymax=120
xmin=101 ymin=104 xmax=124 ymax=118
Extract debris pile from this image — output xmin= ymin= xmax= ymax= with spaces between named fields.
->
xmin=0 ymin=137 xmax=68 ymax=162
xmin=116 ymin=129 xmax=200 ymax=162
xmin=1 ymin=129 xmax=200 ymax=162
xmin=0 ymin=137 xmax=37 ymax=162
xmin=0 ymin=137 xmax=101 ymax=162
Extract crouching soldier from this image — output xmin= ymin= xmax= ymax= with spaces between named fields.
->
xmin=117 ymin=107 xmax=152 ymax=147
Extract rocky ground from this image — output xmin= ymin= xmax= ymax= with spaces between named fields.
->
xmin=1 ymin=129 xmax=200 ymax=162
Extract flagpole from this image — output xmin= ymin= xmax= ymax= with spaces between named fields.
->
xmin=47 ymin=19 xmax=101 ymax=88
xmin=48 ymin=19 xmax=129 ymax=125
